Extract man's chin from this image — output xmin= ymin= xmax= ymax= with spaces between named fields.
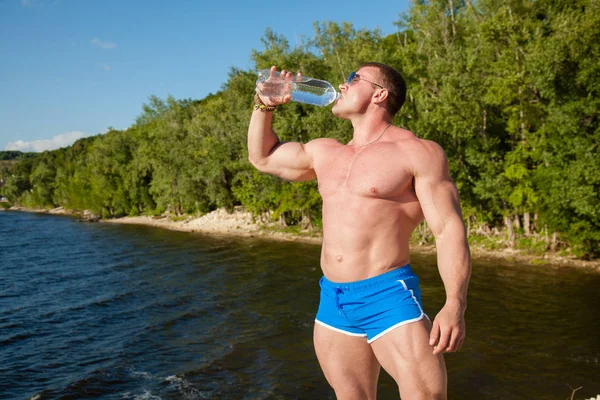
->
xmin=331 ymin=103 xmax=345 ymax=117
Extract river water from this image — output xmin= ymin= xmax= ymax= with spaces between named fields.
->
xmin=1 ymin=211 xmax=599 ymax=399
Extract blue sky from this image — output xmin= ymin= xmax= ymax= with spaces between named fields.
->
xmin=0 ymin=0 xmax=409 ymax=152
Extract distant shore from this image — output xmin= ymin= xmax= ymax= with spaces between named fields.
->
xmin=3 ymin=205 xmax=599 ymax=271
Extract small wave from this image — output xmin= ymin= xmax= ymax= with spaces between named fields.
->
xmin=0 ymin=331 xmax=36 ymax=345
xmin=133 ymin=390 xmax=162 ymax=400
xmin=114 ymin=373 xmax=210 ymax=400
xmin=165 ymin=375 xmax=182 ymax=383
xmin=0 ymin=318 xmax=24 ymax=330
xmin=121 ymin=390 xmax=162 ymax=400
xmin=92 ymin=290 xmax=134 ymax=306
xmin=37 ymin=290 xmax=134 ymax=320
xmin=128 ymin=367 xmax=154 ymax=380
xmin=164 ymin=374 xmax=210 ymax=399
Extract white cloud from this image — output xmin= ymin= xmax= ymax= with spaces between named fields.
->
xmin=5 ymin=131 xmax=90 ymax=152
xmin=91 ymin=38 xmax=116 ymax=49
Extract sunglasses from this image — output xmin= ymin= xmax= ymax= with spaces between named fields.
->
xmin=346 ymin=71 xmax=385 ymax=89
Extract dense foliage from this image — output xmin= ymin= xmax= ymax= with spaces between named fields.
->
xmin=0 ymin=151 xmax=36 ymax=192
xmin=2 ymin=0 xmax=598 ymax=257
xmin=0 ymin=151 xmax=36 ymax=161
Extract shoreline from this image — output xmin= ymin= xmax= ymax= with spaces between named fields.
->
xmin=3 ymin=206 xmax=599 ymax=271
xmin=102 ymin=207 xmax=325 ymax=245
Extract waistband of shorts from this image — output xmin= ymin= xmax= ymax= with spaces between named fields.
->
xmin=321 ymin=264 xmax=415 ymax=292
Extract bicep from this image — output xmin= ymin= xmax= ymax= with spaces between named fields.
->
xmin=413 ymin=147 xmax=464 ymax=237
xmin=261 ymin=141 xmax=316 ymax=181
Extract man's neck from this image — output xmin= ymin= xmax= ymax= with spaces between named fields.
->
xmin=350 ymin=117 xmax=392 ymax=146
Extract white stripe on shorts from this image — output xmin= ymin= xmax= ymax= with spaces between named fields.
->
xmin=314 ymin=319 xmax=368 ymax=338
xmin=366 ymin=279 xmax=428 ymax=343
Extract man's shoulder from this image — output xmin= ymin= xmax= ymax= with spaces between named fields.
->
xmin=391 ymin=131 xmax=447 ymax=175
xmin=305 ymin=137 xmax=344 ymax=151
xmin=392 ymin=129 xmax=444 ymax=155
xmin=394 ymin=127 xmax=443 ymax=152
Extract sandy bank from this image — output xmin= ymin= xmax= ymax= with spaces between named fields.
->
xmin=102 ymin=207 xmax=323 ymax=245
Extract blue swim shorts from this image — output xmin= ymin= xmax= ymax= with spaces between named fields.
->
xmin=315 ymin=265 xmax=427 ymax=343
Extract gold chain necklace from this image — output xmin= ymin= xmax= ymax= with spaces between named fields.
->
xmin=351 ymin=123 xmax=393 ymax=147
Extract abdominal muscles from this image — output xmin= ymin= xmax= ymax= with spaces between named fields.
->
xmin=319 ymin=192 xmax=424 ymax=282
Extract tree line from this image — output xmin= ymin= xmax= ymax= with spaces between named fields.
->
xmin=1 ymin=0 xmax=598 ymax=258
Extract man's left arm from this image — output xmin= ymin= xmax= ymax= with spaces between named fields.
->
xmin=412 ymin=141 xmax=471 ymax=355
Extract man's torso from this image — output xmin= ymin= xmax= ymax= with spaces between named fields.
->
xmin=311 ymin=128 xmax=425 ymax=282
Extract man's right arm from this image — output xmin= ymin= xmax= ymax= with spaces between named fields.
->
xmin=248 ymin=97 xmax=317 ymax=182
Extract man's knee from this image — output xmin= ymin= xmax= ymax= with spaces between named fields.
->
xmin=331 ymin=383 xmax=376 ymax=400
xmin=322 ymin=369 xmax=377 ymax=400
xmin=398 ymin=388 xmax=446 ymax=400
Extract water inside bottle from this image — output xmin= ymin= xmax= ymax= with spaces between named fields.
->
xmin=291 ymin=80 xmax=339 ymax=106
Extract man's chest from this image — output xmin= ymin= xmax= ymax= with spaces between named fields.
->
xmin=314 ymin=144 xmax=414 ymax=199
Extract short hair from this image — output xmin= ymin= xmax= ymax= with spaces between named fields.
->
xmin=359 ymin=62 xmax=407 ymax=117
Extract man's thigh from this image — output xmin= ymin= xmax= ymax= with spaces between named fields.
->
xmin=370 ymin=318 xmax=447 ymax=400
xmin=313 ymin=323 xmax=381 ymax=400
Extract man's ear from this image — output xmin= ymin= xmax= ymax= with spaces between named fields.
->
xmin=372 ymin=88 xmax=389 ymax=105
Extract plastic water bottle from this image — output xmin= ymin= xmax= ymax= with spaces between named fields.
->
xmin=256 ymin=69 xmax=340 ymax=107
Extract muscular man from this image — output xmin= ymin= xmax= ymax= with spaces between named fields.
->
xmin=248 ymin=62 xmax=471 ymax=400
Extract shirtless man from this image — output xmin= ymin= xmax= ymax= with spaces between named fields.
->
xmin=248 ymin=62 xmax=471 ymax=400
